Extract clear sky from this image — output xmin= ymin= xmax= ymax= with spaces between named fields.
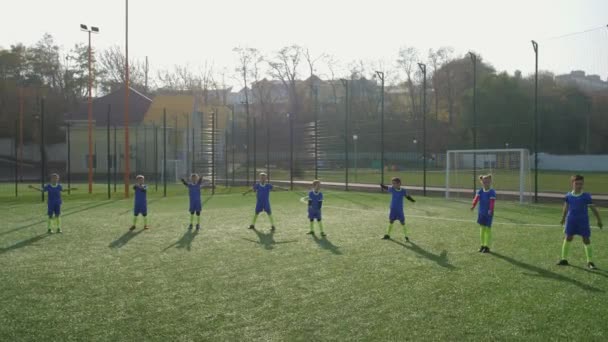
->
xmin=2 ymin=0 xmax=607 ymax=86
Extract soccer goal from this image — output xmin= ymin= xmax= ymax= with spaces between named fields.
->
xmin=445 ymin=149 xmax=532 ymax=203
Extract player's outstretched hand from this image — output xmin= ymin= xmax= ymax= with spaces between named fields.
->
xmin=598 ymin=220 xmax=603 ymax=229
xmin=470 ymin=207 xmax=475 ymax=211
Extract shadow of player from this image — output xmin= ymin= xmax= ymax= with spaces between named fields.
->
xmin=242 ymin=228 xmax=296 ymax=251
xmin=1 ymin=233 xmax=49 ymax=255
xmin=389 ymin=239 xmax=456 ymax=270
xmin=491 ymin=252 xmax=602 ymax=293
xmin=109 ymin=229 xmax=143 ymax=249
xmin=312 ymin=234 xmax=341 ymax=255
xmin=163 ymin=229 xmax=199 ymax=252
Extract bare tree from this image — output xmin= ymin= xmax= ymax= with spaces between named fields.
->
xmin=268 ymin=45 xmax=303 ymax=116
xmin=397 ymin=46 xmax=419 ymax=119
xmin=98 ymin=45 xmax=145 ymax=93
xmin=437 ymin=46 xmax=455 ymax=124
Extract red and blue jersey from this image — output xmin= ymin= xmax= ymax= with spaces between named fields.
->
xmin=44 ymin=184 xmax=63 ymax=204
xmin=477 ymin=188 xmax=496 ymax=215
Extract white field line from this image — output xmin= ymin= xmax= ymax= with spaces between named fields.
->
xmin=298 ymin=196 xmax=587 ymax=229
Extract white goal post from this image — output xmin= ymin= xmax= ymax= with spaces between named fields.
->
xmin=445 ymin=149 xmax=531 ymax=203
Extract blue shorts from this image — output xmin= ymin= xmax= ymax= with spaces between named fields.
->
xmin=47 ymin=203 xmax=61 ymax=217
xmin=256 ymin=202 xmax=271 ymax=215
xmin=565 ymin=220 xmax=591 ymax=238
xmin=134 ymin=205 xmax=147 ymax=216
xmin=308 ymin=209 xmax=322 ymax=221
xmin=389 ymin=208 xmax=405 ymax=224
xmin=477 ymin=214 xmax=493 ymax=227
xmin=189 ymin=201 xmax=202 ymax=213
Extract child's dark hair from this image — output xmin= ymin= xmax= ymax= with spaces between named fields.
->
xmin=391 ymin=177 xmax=401 ymax=183
xmin=571 ymin=174 xmax=584 ymax=182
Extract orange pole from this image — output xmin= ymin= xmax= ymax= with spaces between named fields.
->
xmin=87 ymin=31 xmax=93 ymax=194
xmin=124 ymin=0 xmax=130 ymax=197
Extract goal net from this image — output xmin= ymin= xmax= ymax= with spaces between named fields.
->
xmin=445 ymin=149 xmax=532 ymax=203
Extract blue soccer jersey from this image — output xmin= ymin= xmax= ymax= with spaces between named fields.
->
xmin=186 ymin=181 xmax=202 ymax=212
xmin=477 ymin=188 xmax=496 ymax=215
xmin=308 ymin=191 xmax=323 ymax=220
xmin=133 ymin=184 xmax=148 ymax=215
xmin=44 ymin=184 xmax=63 ymax=217
xmin=388 ymin=187 xmax=407 ymax=223
xmin=564 ymin=192 xmax=592 ymax=237
xmin=254 ymin=182 xmax=273 ymax=214
xmin=44 ymin=184 xmax=63 ymax=204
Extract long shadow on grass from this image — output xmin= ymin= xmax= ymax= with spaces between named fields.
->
xmin=312 ymin=234 xmax=341 ymax=255
xmin=491 ymin=252 xmax=602 ymax=292
xmin=1 ymin=233 xmax=49 ymax=254
xmin=109 ymin=229 xmax=144 ymax=249
xmin=389 ymin=239 xmax=456 ymax=270
xmin=162 ymin=229 xmax=199 ymax=252
xmin=242 ymin=228 xmax=297 ymax=251
xmin=569 ymin=265 xmax=608 ymax=279
xmin=2 ymin=200 xmax=120 ymax=237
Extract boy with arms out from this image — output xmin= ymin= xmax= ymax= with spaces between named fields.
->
xmin=471 ymin=175 xmax=496 ymax=253
xmin=380 ymin=177 xmax=416 ymax=241
xmin=243 ymin=173 xmax=288 ymax=231
xmin=29 ymin=173 xmax=75 ymax=234
xmin=130 ymin=175 xmax=149 ymax=231
xmin=180 ymin=173 xmax=209 ymax=231
xmin=558 ymin=175 xmax=603 ymax=270
xmin=307 ymin=180 xmax=325 ymax=236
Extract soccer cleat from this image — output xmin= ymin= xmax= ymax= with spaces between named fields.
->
xmin=188 ymin=224 xmax=193 ymax=230
xmin=143 ymin=225 xmax=149 ymax=230
xmin=249 ymin=225 xmax=255 ymax=230
xmin=557 ymin=259 xmax=569 ymax=266
xmin=271 ymin=226 xmax=276 ymax=231
xmin=405 ymin=236 xmax=410 ymax=242
xmin=382 ymin=235 xmax=391 ymax=240
xmin=129 ymin=225 xmax=136 ymax=231
xmin=479 ymin=246 xmax=485 ymax=252
xmin=320 ymin=232 xmax=327 ymax=237
xmin=56 ymin=228 xmax=62 ymax=234
xmin=306 ymin=231 xmax=315 ymax=235
xmin=47 ymin=228 xmax=53 ymax=234
xmin=195 ymin=224 xmax=201 ymax=231
xmin=587 ymin=262 xmax=597 ymax=270
xmin=482 ymin=247 xmax=490 ymax=253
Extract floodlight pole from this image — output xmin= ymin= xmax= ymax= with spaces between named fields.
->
xmin=341 ymin=79 xmax=349 ymax=191
xmin=418 ymin=62 xmax=427 ymax=196
xmin=124 ymin=0 xmax=130 ymax=198
xmin=469 ymin=52 xmax=477 ymax=194
xmin=80 ymin=24 xmax=99 ymax=194
xmin=288 ymin=113 xmax=294 ymax=190
xmin=107 ymin=104 xmax=111 ymax=199
xmin=532 ymin=40 xmax=539 ymax=203
xmin=375 ymin=71 xmax=385 ymax=185
xmin=313 ymin=85 xmax=319 ymax=179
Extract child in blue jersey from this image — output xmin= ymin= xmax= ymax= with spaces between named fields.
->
xmin=558 ymin=175 xmax=603 ymax=269
xmin=380 ymin=177 xmax=416 ymax=241
xmin=180 ymin=173 xmax=209 ymax=231
xmin=306 ymin=180 xmax=325 ymax=236
xmin=471 ymin=174 xmax=497 ymax=253
xmin=243 ymin=172 xmax=288 ymax=231
xmin=129 ymin=175 xmax=149 ymax=231
xmin=29 ymin=173 xmax=75 ymax=234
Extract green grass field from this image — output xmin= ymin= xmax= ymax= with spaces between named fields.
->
xmin=2 ymin=186 xmax=608 ymax=341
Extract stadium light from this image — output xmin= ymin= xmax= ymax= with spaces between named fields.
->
xmin=374 ymin=71 xmax=385 ymax=185
xmin=468 ymin=52 xmax=477 ymax=195
xmin=80 ymin=24 xmax=100 ymax=194
xmin=417 ymin=62 xmax=428 ymax=196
